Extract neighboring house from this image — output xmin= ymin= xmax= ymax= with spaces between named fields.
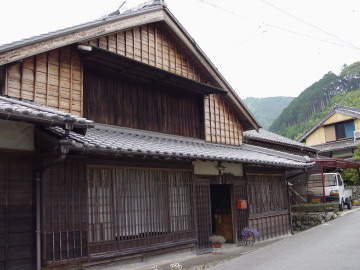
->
xmin=244 ymin=128 xmax=318 ymax=158
xmin=0 ymin=1 xmax=313 ymax=269
xmin=298 ymin=104 xmax=360 ymax=160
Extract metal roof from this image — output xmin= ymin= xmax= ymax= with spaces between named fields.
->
xmin=48 ymin=124 xmax=314 ymax=168
xmin=298 ymin=104 xmax=360 ymax=142
xmin=0 ymin=95 xmax=93 ymax=130
xmin=244 ymin=128 xmax=317 ymax=151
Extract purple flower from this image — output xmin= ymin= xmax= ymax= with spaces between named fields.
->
xmin=241 ymin=227 xmax=260 ymax=239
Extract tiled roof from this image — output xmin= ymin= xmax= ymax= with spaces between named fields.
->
xmin=244 ymin=128 xmax=316 ymax=151
xmin=314 ymin=139 xmax=360 ymax=152
xmin=298 ymin=104 xmax=360 ymax=142
xmin=49 ymin=124 xmax=313 ymax=168
xmin=0 ymin=95 xmax=93 ymax=128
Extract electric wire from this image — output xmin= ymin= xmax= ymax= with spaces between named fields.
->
xmin=258 ymin=0 xmax=360 ymax=50
xmin=193 ymin=0 xmax=360 ymax=51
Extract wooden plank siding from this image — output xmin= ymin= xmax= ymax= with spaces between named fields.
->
xmin=42 ymin=158 xmax=88 ymax=266
xmin=83 ymin=68 xmax=204 ymax=138
xmin=4 ymin=46 xmax=83 ymax=116
xmin=85 ymin=23 xmax=206 ymax=84
xmin=0 ymin=153 xmax=35 ymax=270
xmin=246 ymin=173 xmax=291 ymax=241
xmin=204 ymin=94 xmax=243 ymax=145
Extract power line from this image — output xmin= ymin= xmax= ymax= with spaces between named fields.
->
xmin=193 ymin=0 xmax=360 ymax=51
xmin=258 ymin=0 xmax=360 ymax=50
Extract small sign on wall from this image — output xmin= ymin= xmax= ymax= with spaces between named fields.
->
xmin=237 ymin=200 xmax=247 ymax=210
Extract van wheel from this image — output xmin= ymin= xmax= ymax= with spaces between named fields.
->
xmin=339 ymin=201 xmax=344 ymax=211
xmin=347 ymin=200 xmax=352 ymax=210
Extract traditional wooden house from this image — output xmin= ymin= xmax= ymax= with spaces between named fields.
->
xmin=0 ymin=1 xmax=313 ymax=269
xmin=244 ymin=128 xmax=318 ymax=158
xmin=298 ymin=104 xmax=360 ymax=160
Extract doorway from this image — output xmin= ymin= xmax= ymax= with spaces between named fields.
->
xmin=210 ymin=184 xmax=234 ymax=242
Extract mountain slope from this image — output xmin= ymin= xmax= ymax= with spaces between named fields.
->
xmin=243 ymin=96 xmax=294 ymax=129
xmin=269 ymin=62 xmax=360 ymax=139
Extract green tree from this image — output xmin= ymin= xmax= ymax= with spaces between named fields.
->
xmin=341 ymin=168 xmax=359 ymax=186
xmin=353 ymin=144 xmax=360 ymax=161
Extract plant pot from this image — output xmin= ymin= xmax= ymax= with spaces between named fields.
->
xmin=246 ymin=234 xmax=254 ymax=241
xmin=213 ymin=243 xmax=222 ymax=248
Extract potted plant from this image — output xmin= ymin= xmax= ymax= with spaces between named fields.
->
xmin=241 ymin=227 xmax=260 ymax=242
xmin=208 ymin=235 xmax=226 ymax=248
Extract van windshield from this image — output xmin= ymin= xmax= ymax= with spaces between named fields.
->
xmin=324 ymin=175 xmax=337 ymax=187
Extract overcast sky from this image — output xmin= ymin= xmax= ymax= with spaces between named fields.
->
xmin=2 ymin=0 xmax=360 ymax=99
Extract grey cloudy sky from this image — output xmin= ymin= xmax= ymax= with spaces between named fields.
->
xmin=2 ymin=0 xmax=360 ymax=98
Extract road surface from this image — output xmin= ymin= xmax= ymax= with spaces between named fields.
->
xmin=210 ymin=208 xmax=360 ymax=270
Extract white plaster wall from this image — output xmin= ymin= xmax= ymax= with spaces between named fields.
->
xmin=192 ymin=160 xmax=243 ymax=176
xmin=193 ymin=160 xmax=219 ymax=175
xmin=0 ymin=119 xmax=34 ymax=151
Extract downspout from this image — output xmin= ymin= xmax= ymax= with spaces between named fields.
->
xmin=35 ymin=172 xmax=41 ymax=270
xmin=35 ymin=122 xmax=74 ymax=270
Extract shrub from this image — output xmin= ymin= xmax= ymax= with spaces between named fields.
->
xmin=292 ymin=202 xmax=338 ymax=213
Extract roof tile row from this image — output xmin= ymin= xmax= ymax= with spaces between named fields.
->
xmin=49 ymin=124 xmax=313 ymax=168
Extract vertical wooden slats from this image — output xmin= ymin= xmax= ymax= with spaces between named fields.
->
xmin=4 ymin=45 xmax=83 ymax=116
xmin=204 ymin=94 xmax=243 ymax=145
xmin=233 ymin=183 xmax=249 ymax=243
xmin=84 ymin=68 xmax=204 ymax=138
xmin=247 ymin=173 xmax=291 ymax=241
xmin=87 ymin=167 xmax=195 ymax=255
xmin=42 ymin=158 xmax=88 ymax=265
xmin=0 ymin=153 xmax=34 ymax=270
xmin=85 ymin=23 xmax=209 ymax=85
xmin=194 ymin=183 xmax=212 ymax=254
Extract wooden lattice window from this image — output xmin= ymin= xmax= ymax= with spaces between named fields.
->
xmin=42 ymin=159 xmax=88 ymax=266
xmin=87 ymin=167 xmax=194 ymax=245
xmin=247 ymin=174 xmax=288 ymax=214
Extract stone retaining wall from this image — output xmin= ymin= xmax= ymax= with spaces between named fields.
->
xmin=352 ymin=186 xmax=360 ymax=201
xmin=292 ymin=212 xmax=337 ymax=231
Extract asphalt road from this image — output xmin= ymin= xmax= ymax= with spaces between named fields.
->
xmin=210 ymin=208 xmax=360 ymax=270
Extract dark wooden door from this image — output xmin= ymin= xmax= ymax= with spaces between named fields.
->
xmin=195 ymin=183 xmax=212 ymax=254
xmin=233 ymin=181 xmax=249 ymax=245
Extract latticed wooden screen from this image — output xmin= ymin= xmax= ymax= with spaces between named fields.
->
xmin=194 ymin=184 xmax=212 ymax=254
xmin=42 ymin=159 xmax=88 ymax=266
xmin=247 ymin=173 xmax=291 ymax=241
xmin=233 ymin=183 xmax=249 ymax=244
xmin=247 ymin=174 xmax=288 ymax=214
xmin=87 ymin=167 xmax=195 ymax=255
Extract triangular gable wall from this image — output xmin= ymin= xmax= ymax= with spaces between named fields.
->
xmin=323 ymin=112 xmax=355 ymax=125
xmin=84 ymin=22 xmax=214 ymax=86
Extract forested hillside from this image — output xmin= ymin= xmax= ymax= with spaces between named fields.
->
xmin=243 ymin=97 xmax=294 ymax=129
xmin=269 ymin=62 xmax=360 ymax=140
